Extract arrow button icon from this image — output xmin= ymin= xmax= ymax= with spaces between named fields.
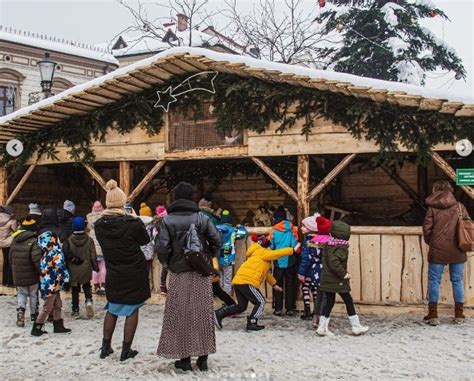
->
xmin=6 ymin=139 xmax=24 ymax=157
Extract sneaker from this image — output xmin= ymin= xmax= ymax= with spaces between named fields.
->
xmin=98 ymin=287 xmax=106 ymax=295
xmin=273 ymin=310 xmax=283 ymax=317
xmin=86 ymin=301 xmax=94 ymax=319
xmin=286 ymin=310 xmax=296 ymax=317
xmin=71 ymin=311 xmax=80 ymax=319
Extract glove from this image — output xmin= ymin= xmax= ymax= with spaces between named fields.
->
xmin=211 ymin=274 xmax=220 ymax=283
xmin=273 ymin=285 xmax=283 ymax=292
xmin=294 ymin=243 xmax=302 ymax=254
xmin=297 ymin=274 xmax=306 ymax=283
xmin=344 ymin=273 xmax=352 ymax=280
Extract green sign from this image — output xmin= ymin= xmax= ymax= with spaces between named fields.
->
xmin=456 ymin=168 xmax=474 ymax=186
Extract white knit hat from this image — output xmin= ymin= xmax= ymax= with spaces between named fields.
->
xmin=302 ymin=212 xmax=321 ymax=233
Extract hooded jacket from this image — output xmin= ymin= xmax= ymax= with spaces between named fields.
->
xmin=423 ymin=191 xmax=470 ymax=264
xmin=95 ymin=213 xmax=151 ymax=305
xmin=68 ymin=233 xmax=99 ymax=286
xmin=216 ymin=223 xmax=248 ymax=267
xmin=0 ymin=212 xmax=18 ymax=248
xmin=155 ymin=199 xmax=222 ymax=273
xmin=233 ymin=243 xmax=294 ymax=289
xmin=269 ymin=221 xmax=298 ymax=268
xmin=39 ymin=208 xmax=71 ymax=260
xmin=9 ymin=230 xmax=42 ymax=286
xmin=320 ymin=221 xmax=351 ymax=294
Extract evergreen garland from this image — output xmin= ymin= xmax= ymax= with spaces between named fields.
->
xmin=2 ymin=72 xmax=473 ymax=176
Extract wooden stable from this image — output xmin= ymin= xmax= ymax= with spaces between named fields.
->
xmin=0 ymin=48 xmax=473 ymax=307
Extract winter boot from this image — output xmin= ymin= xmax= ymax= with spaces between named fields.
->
xmin=120 ymin=341 xmax=138 ymax=362
xmin=53 ymin=319 xmax=71 ymax=334
xmin=174 ymin=357 xmax=192 ymax=371
xmin=100 ymin=338 xmax=114 ymax=359
xmin=316 ymin=316 xmax=334 ymax=337
xmin=196 ymin=355 xmax=208 ymax=371
xmin=16 ymin=308 xmax=25 ymax=327
xmin=423 ymin=303 xmax=440 ymax=326
xmin=454 ymin=303 xmax=465 ymax=324
xmin=349 ymin=315 xmax=369 ymax=336
xmin=246 ymin=317 xmax=265 ymax=331
xmin=86 ymin=300 xmax=94 ymax=319
xmin=300 ymin=305 xmax=312 ymax=320
xmin=311 ymin=315 xmax=320 ymax=329
xmin=94 ymin=283 xmax=100 ymax=293
xmin=273 ymin=310 xmax=283 ymax=317
xmin=31 ymin=312 xmax=38 ymax=322
xmin=214 ymin=306 xmax=230 ymax=329
xmin=31 ymin=323 xmax=47 ymax=336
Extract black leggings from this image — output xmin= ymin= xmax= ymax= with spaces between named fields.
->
xmin=321 ymin=291 xmax=356 ymax=318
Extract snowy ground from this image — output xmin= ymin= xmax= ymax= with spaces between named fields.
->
xmin=0 ymin=295 xmax=472 ymax=381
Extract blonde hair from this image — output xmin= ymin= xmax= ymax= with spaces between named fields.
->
xmin=432 ymin=180 xmax=453 ymax=193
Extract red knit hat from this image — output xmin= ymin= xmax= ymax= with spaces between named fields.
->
xmin=316 ymin=216 xmax=332 ymax=235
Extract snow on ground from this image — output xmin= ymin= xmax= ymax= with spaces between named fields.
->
xmin=0 ymin=295 xmax=472 ymax=381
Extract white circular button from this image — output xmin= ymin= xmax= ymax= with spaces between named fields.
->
xmin=455 ymin=139 xmax=472 ymax=157
xmin=6 ymin=139 xmax=24 ymax=157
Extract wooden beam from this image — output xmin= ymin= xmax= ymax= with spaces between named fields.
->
xmin=432 ymin=152 xmax=474 ymax=199
xmin=128 ymin=160 xmax=167 ymax=202
xmin=307 ymin=154 xmax=356 ymax=202
xmin=382 ymin=166 xmax=426 ymax=211
xmin=0 ymin=167 xmax=7 ymax=205
xmin=251 ymin=157 xmax=298 ymax=202
xmin=84 ymin=165 xmax=107 ymax=192
xmin=297 ymin=155 xmax=310 ymax=227
xmin=119 ymin=161 xmax=132 ymax=196
xmin=5 ymin=165 xmax=36 ymax=205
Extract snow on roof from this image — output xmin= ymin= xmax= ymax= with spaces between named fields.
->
xmin=0 ymin=26 xmax=119 ymax=65
xmin=1 ymin=46 xmax=473 ymax=128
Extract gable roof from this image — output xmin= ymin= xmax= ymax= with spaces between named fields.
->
xmin=1 ymin=46 xmax=473 ymax=144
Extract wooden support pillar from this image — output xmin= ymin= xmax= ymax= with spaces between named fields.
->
xmin=128 ymin=160 xmax=166 ymax=202
xmin=84 ymin=165 xmax=108 ymax=192
xmin=0 ymin=167 xmax=7 ymax=205
xmin=432 ymin=152 xmax=474 ymax=199
xmin=297 ymin=155 xmax=310 ymax=227
xmin=119 ymin=161 xmax=131 ymax=196
xmin=6 ymin=165 xmax=36 ymax=205
xmin=417 ymin=165 xmax=428 ymax=203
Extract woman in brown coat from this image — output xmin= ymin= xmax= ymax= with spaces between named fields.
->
xmin=422 ymin=180 xmax=471 ymax=325
xmin=0 ymin=205 xmax=18 ymax=286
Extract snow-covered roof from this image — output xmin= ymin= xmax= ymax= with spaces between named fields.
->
xmin=1 ymin=46 xmax=473 ymax=143
xmin=0 ymin=26 xmax=119 ymax=65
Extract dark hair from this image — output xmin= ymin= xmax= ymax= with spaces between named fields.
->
xmin=174 ymin=181 xmax=194 ymax=201
xmin=432 ymin=180 xmax=453 ymax=193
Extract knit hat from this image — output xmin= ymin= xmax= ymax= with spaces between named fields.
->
xmin=174 ymin=182 xmax=194 ymax=201
xmin=21 ymin=215 xmax=39 ymax=232
xmin=220 ymin=210 xmax=233 ymax=224
xmin=302 ymin=213 xmax=320 ymax=233
xmin=139 ymin=202 xmax=152 ymax=217
xmin=105 ymin=179 xmax=127 ymax=209
xmin=63 ymin=200 xmax=76 ymax=214
xmin=0 ymin=205 xmax=14 ymax=215
xmin=272 ymin=206 xmax=287 ymax=224
xmin=28 ymin=203 xmax=41 ymax=216
xmin=72 ymin=216 xmax=86 ymax=233
xmin=316 ymin=216 xmax=332 ymax=235
xmin=155 ymin=205 xmax=168 ymax=218
xmin=91 ymin=201 xmax=104 ymax=213
xmin=251 ymin=233 xmax=270 ymax=248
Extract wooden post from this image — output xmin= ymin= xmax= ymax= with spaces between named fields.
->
xmin=84 ymin=165 xmax=108 ymax=192
xmin=119 ymin=161 xmax=131 ymax=196
xmin=417 ymin=166 xmax=428 ymax=203
xmin=128 ymin=160 xmax=166 ymax=202
xmin=5 ymin=165 xmax=36 ymax=205
xmin=297 ymin=155 xmax=310 ymax=227
xmin=432 ymin=152 xmax=474 ymax=199
xmin=251 ymin=157 xmax=298 ymax=202
xmin=307 ymin=154 xmax=356 ymax=202
xmin=0 ymin=167 xmax=7 ymax=205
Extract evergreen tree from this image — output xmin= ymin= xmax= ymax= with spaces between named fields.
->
xmin=317 ymin=0 xmax=466 ymax=85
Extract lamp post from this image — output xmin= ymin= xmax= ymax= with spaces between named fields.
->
xmin=37 ymin=52 xmax=56 ymax=98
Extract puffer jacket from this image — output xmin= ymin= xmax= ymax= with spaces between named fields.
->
xmin=68 ymin=233 xmax=99 ymax=286
xmin=139 ymin=216 xmax=155 ymax=261
xmin=95 ymin=212 xmax=151 ymax=305
xmin=86 ymin=212 xmax=103 ymax=259
xmin=39 ymin=208 xmax=71 ymax=259
xmin=298 ymin=234 xmax=322 ymax=287
xmin=216 ymin=223 xmax=248 ymax=266
xmin=0 ymin=212 xmax=18 ymax=248
xmin=233 ymin=243 xmax=294 ymax=288
xmin=9 ymin=230 xmax=42 ymax=286
xmin=423 ymin=191 xmax=470 ymax=264
xmin=269 ymin=221 xmax=298 ymax=268
xmin=57 ymin=209 xmax=73 ymax=238
xmin=155 ymin=199 xmax=222 ymax=273
xmin=320 ymin=221 xmax=351 ymax=294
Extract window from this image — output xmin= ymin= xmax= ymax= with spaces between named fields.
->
xmin=0 ymin=85 xmax=16 ymax=117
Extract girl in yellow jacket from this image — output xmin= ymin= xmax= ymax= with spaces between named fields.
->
xmin=214 ymin=234 xmax=298 ymax=331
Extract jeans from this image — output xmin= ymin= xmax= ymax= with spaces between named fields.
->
xmin=428 ymin=262 xmax=464 ymax=303
xmin=17 ymin=284 xmax=39 ymax=313
xmin=219 ymin=265 xmax=234 ymax=295
xmin=71 ymin=283 xmax=93 ymax=312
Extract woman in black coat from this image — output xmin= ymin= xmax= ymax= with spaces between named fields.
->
xmin=95 ymin=180 xmax=150 ymax=362
xmin=155 ymin=182 xmax=221 ymax=372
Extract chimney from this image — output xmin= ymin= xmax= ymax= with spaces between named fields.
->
xmin=177 ymin=13 xmax=188 ymax=32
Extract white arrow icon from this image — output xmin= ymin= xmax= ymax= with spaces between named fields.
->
xmin=455 ymin=139 xmax=472 ymax=157
xmin=6 ymin=139 xmax=24 ymax=157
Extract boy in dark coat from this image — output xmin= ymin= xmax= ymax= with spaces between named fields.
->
xmin=68 ymin=216 xmax=99 ymax=319
xmin=317 ymin=220 xmax=369 ymax=336
xmin=10 ymin=215 xmax=42 ymax=327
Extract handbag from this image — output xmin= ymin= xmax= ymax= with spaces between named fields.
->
xmin=183 ymin=213 xmax=218 ymax=277
xmin=457 ymin=203 xmax=474 ymax=252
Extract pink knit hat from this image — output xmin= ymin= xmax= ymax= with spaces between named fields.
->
xmin=92 ymin=201 xmax=104 ymax=213
xmin=155 ymin=205 xmax=168 ymax=218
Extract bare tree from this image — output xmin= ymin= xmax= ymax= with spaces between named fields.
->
xmin=224 ymin=0 xmax=328 ymax=67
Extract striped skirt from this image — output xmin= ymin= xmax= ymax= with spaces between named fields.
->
xmin=157 ymin=270 xmax=216 ymax=359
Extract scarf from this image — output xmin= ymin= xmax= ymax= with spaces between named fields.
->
xmin=101 ymin=208 xmax=127 ymax=217
xmin=327 ymin=237 xmax=350 ymax=247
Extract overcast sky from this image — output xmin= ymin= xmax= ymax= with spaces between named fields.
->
xmin=1 ymin=0 xmax=473 ymax=97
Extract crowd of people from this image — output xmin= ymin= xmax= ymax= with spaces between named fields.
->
xmin=0 ymin=179 xmax=470 ymax=371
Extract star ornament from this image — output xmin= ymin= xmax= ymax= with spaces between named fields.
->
xmin=154 ymin=86 xmax=178 ymax=112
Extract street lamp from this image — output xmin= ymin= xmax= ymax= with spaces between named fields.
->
xmin=37 ymin=52 xmax=56 ymax=96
